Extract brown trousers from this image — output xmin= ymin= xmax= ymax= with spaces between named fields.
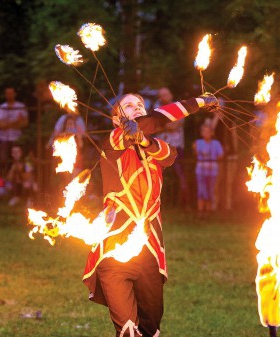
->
xmin=96 ymin=246 xmax=163 ymax=337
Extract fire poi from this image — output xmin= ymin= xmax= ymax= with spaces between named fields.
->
xmin=227 ymin=46 xmax=247 ymax=88
xmin=54 ymin=44 xmax=84 ymax=66
xmin=49 ymin=81 xmax=78 ymax=113
xmin=254 ymin=73 xmax=275 ymax=105
xmin=27 ymin=22 xmax=275 ymax=337
xmin=194 ymin=34 xmax=212 ymax=93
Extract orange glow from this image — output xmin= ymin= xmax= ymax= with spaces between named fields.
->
xmin=49 ymin=81 xmax=78 ymax=113
xmin=108 ymin=218 xmax=148 ymax=263
xmin=27 ymin=168 xmax=116 ymax=246
xmin=27 ymin=161 xmax=148 ymax=261
xmin=194 ymin=34 xmax=212 ymax=71
xmin=77 ymin=23 xmax=106 ymax=52
xmin=254 ymin=73 xmax=275 ymax=105
xmin=28 ymin=208 xmax=114 ymax=247
xmin=55 ymin=44 xmax=84 ymax=66
xmin=28 ymin=200 xmax=146 ymax=262
xmin=247 ymin=110 xmax=280 ymax=327
xmin=58 ymin=169 xmax=91 ymax=218
xmin=53 ymin=134 xmax=77 ymax=174
xmin=227 ymin=46 xmax=247 ymax=88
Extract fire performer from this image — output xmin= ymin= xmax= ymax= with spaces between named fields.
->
xmin=83 ymin=92 xmax=218 ymax=337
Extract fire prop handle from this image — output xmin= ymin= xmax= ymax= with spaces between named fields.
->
xmin=269 ymin=326 xmax=278 ymax=337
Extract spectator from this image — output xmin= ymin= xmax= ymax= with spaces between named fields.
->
xmin=0 ymin=87 xmax=28 ymax=175
xmin=193 ymin=124 xmax=223 ymax=218
xmin=6 ymin=144 xmax=37 ymax=207
xmin=154 ymin=87 xmax=191 ymax=210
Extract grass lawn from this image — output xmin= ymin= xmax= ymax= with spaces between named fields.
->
xmin=0 ymin=204 xmax=267 ymax=337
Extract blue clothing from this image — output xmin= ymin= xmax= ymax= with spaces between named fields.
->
xmin=195 ymin=139 xmax=223 ymax=177
xmin=196 ymin=175 xmax=216 ymax=201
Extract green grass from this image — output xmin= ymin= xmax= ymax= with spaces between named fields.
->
xmin=0 ymin=205 xmax=268 ymax=337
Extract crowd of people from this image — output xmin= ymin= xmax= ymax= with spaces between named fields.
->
xmin=0 ymin=84 xmax=254 ymax=217
xmin=0 ymin=87 xmax=37 ymax=206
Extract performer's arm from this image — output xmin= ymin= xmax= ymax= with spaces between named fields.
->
xmin=102 ymin=127 xmax=134 ymax=160
xmin=136 ymin=94 xmax=218 ymax=135
xmin=135 ymin=97 xmax=204 ymax=135
xmin=139 ymin=136 xmax=177 ymax=168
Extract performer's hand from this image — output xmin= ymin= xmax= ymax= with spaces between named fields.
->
xmin=120 ymin=117 xmax=144 ymax=143
xmin=199 ymin=92 xmax=219 ymax=111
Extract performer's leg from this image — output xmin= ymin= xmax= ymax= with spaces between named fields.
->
xmin=96 ymin=257 xmax=142 ymax=337
xmin=134 ymin=247 xmax=164 ymax=337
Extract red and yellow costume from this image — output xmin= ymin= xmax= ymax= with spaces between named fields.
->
xmin=82 ymin=98 xmax=200 ymax=337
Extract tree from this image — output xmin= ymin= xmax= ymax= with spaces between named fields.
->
xmin=1 ymin=0 xmax=280 ymax=101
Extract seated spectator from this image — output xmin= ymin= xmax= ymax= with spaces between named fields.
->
xmin=193 ymin=124 xmax=223 ymax=218
xmin=6 ymin=144 xmax=37 ymax=207
xmin=0 ymin=87 xmax=28 ymax=176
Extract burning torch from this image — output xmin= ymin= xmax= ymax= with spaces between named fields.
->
xmin=194 ymin=34 xmax=212 ymax=93
xmin=247 ymin=105 xmax=280 ymax=337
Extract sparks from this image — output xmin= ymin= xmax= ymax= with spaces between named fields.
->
xmin=77 ymin=23 xmax=106 ymax=52
xmin=49 ymin=81 xmax=78 ymax=113
xmin=247 ymin=107 xmax=280 ymax=327
xmin=227 ymin=46 xmax=247 ymax=88
xmin=55 ymin=44 xmax=84 ymax=66
xmin=194 ymin=34 xmax=212 ymax=71
xmin=53 ymin=134 xmax=77 ymax=174
xmin=254 ymin=73 xmax=275 ymax=105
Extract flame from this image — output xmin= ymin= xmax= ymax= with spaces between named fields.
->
xmin=108 ymin=219 xmax=148 ymax=263
xmin=194 ymin=34 xmax=212 ymax=71
xmin=28 ymin=208 xmax=115 ymax=247
xmin=28 ymin=174 xmax=147 ymax=261
xmin=247 ymin=110 xmax=280 ymax=327
xmin=246 ymin=158 xmax=269 ymax=197
xmin=55 ymin=44 xmax=84 ymax=66
xmin=77 ymin=23 xmax=106 ymax=52
xmin=227 ymin=46 xmax=247 ymax=88
xmin=28 ymin=202 xmax=146 ymax=262
xmin=27 ymin=167 xmax=148 ymax=262
xmin=27 ymin=168 xmax=113 ymax=246
xmin=254 ymin=73 xmax=275 ymax=105
xmin=49 ymin=81 xmax=78 ymax=113
xmin=53 ymin=134 xmax=77 ymax=174
xmin=58 ymin=169 xmax=91 ymax=218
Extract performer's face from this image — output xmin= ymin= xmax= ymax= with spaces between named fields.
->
xmin=119 ymin=95 xmax=147 ymax=120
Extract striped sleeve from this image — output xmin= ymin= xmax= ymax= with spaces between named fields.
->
xmin=154 ymin=98 xmax=199 ymax=122
xmin=102 ymin=127 xmax=134 ymax=161
xmin=109 ymin=128 xmax=126 ymax=150
xmin=135 ymin=98 xmax=199 ymax=135
xmin=146 ymin=138 xmax=171 ymax=161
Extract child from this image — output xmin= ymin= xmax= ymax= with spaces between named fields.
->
xmin=193 ymin=123 xmax=223 ymax=218
xmin=83 ymin=93 xmax=218 ymax=337
xmin=6 ymin=145 xmax=37 ymax=207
